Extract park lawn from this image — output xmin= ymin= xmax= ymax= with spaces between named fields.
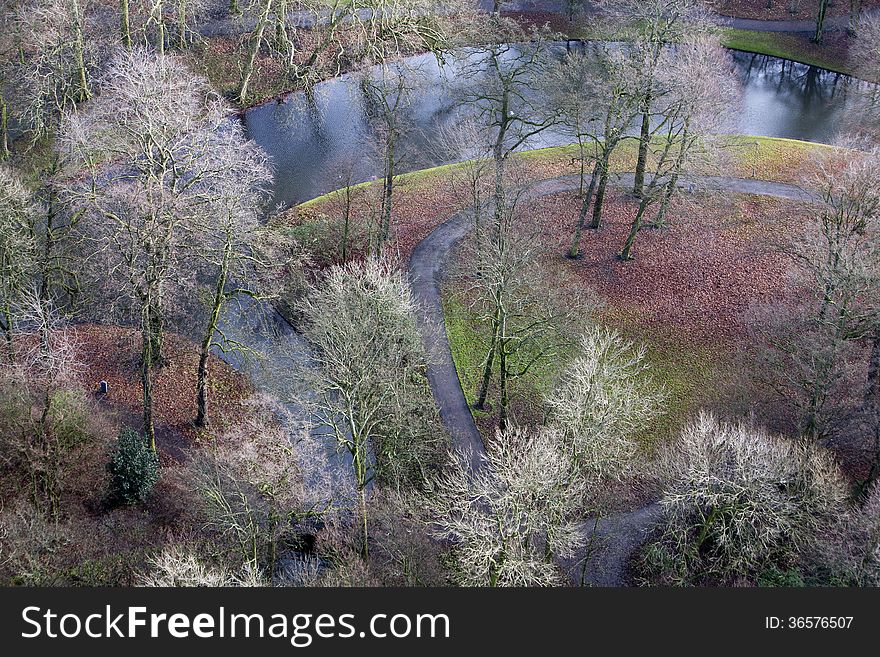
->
xmin=441 ymin=289 xmax=581 ymax=437
xmin=282 ymin=137 xmax=827 ymax=447
xmin=442 ymin=283 xmax=719 ymax=452
xmin=441 ymin=188 xmax=809 ymax=450
xmin=719 ymin=28 xmax=855 ymax=76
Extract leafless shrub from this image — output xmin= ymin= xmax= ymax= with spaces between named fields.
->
xmin=544 ymin=327 xmax=664 ymax=485
xmin=422 ymin=426 xmax=586 ymax=587
xmin=645 ymin=412 xmax=849 ymax=585
xmin=0 ymin=497 xmax=70 ymax=585
xmin=750 ymin=148 xmax=880 ymax=443
xmin=809 ymin=482 xmax=880 ymax=585
xmin=0 ymin=165 xmax=41 ymax=362
xmin=189 ymin=394 xmax=323 ymax=576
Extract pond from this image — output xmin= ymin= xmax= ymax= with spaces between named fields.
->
xmin=243 ymin=44 xmax=870 ymax=210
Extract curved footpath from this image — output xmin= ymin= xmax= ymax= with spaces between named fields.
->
xmin=407 ymin=172 xmax=811 ymax=586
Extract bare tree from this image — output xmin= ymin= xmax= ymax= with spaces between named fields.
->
xmin=852 ymin=10 xmax=880 ymax=83
xmin=646 ymin=412 xmax=849 ymax=585
xmin=753 ymin=149 xmax=880 ymax=442
xmin=544 ymin=327 xmax=664 ymax=483
xmin=236 ymin=0 xmax=355 ymax=103
xmin=814 ymin=481 xmax=880 ymax=585
xmin=435 ymin=118 xmax=495 ymax=241
xmin=598 ymin=0 xmax=712 ymax=198
xmin=0 ymin=291 xmax=83 ymax=520
xmin=0 ymin=167 xmax=41 ymax=362
xmin=297 ymin=257 xmax=442 ymax=558
xmin=454 ymin=33 xmax=559 ymax=238
xmin=12 ymin=0 xmax=97 ymax=139
xmin=464 ymin=189 xmax=586 ymax=429
xmin=358 ymin=61 xmax=426 ymax=250
xmin=618 ymin=36 xmax=738 ymax=260
xmin=190 ymin=395 xmax=325 ymax=576
xmin=814 ymin=0 xmax=832 ymax=42
xmin=188 ymin=122 xmax=275 ymax=429
xmin=59 ymin=50 xmax=247 ymax=450
xmin=423 ymin=426 xmax=586 ymax=587
xmin=0 ymin=1 xmax=14 ymax=160
xmin=548 ymin=45 xmax=642 ymax=257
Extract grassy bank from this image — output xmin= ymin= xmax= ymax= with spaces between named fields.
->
xmin=719 ymin=28 xmax=855 ymax=76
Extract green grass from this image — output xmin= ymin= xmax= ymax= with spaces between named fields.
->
xmin=441 ymin=290 xmax=579 ymax=426
xmin=601 ymin=308 xmax=722 ymax=450
xmin=442 ymin=288 xmax=721 ymax=451
xmin=442 ymin=294 xmax=489 ymax=411
xmin=718 ymin=28 xmax=854 ymax=76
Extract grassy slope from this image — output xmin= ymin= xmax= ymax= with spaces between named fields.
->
xmin=718 ymin=28 xmax=855 ymax=76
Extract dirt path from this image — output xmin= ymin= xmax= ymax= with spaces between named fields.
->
xmin=407 ymin=171 xmax=812 ymax=585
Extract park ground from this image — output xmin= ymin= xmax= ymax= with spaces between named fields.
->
xmin=285 ymin=136 xmax=874 ymax=496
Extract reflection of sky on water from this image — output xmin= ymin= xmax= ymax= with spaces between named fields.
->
xmin=245 ymin=45 xmax=869 ymax=209
xmin=730 ymin=50 xmax=861 ymax=143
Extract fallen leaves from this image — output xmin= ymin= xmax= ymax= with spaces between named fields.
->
xmin=69 ymin=324 xmax=252 ymax=461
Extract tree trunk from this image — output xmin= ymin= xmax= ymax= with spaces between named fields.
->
xmin=633 ymin=109 xmax=650 ymax=198
xmin=120 ymin=0 xmax=132 ymax=49
xmin=862 ymin=330 xmax=880 ymax=491
xmin=148 ymin=300 xmax=164 ymax=366
xmin=177 ymin=0 xmax=188 ymax=50
xmin=0 ymin=95 xmax=9 ymax=160
xmin=380 ymin=134 xmax=395 ymax=244
xmin=652 ymin=131 xmax=689 ymax=228
xmin=155 ymin=0 xmax=166 ymax=55
xmin=71 ymin=0 xmax=90 ymax=102
xmin=476 ymin=307 xmax=500 ymax=409
xmin=567 ymin=160 xmax=600 ymax=258
xmin=850 ymin=0 xmax=863 ymax=34
xmin=195 ymin=242 xmax=231 ymax=428
xmin=619 ymin=195 xmax=650 ymax=261
xmin=141 ymin=321 xmax=156 ymax=452
xmin=40 ymin=195 xmax=56 ymax=303
xmin=1 ymin=303 xmax=13 ymax=363
xmin=588 ymin=163 xmax=610 ymax=230
xmin=352 ymin=435 xmax=369 ymax=560
xmin=814 ymin=0 xmax=830 ymax=42
xmin=498 ymin=335 xmax=509 ymax=432
xmin=239 ymin=0 xmax=273 ymax=104
xmin=341 ymin=184 xmax=352 ymax=261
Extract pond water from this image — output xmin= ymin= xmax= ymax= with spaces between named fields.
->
xmin=243 ymin=44 xmax=870 ymax=209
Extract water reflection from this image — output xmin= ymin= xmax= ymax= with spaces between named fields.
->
xmin=730 ymin=50 xmax=863 ymax=143
xmin=244 ymin=44 xmax=870 ymax=209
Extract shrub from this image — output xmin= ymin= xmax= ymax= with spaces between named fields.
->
xmin=48 ymin=388 xmax=92 ymax=449
xmin=644 ymin=412 xmax=848 ymax=585
xmin=809 ymin=482 xmax=880 ymax=586
xmin=544 ymin=327 xmax=663 ymax=483
xmin=106 ymin=429 xmax=159 ymax=506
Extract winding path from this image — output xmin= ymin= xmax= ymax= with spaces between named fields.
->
xmin=407 ymin=171 xmax=812 ymax=586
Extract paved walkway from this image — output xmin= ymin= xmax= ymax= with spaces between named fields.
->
xmin=407 ymin=171 xmax=812 ymax=585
